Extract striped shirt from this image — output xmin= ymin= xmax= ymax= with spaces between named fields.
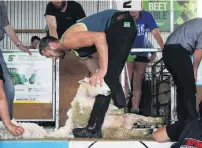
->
xmin=0 ymin=1 xmax=9 ymax=41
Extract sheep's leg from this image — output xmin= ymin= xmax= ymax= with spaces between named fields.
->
xmin=102 ymin=115 xmax=124 ymax=129
xmin=121 ymin=114 xmax=138 ymax=130
xmin=122 ymin=114 xmax=163 ymax=128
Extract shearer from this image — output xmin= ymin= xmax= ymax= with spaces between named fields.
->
xmin=38 ymin=9 xmax=137 ymax=138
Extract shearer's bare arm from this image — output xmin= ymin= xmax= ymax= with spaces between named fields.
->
xmin=60 ymin=24 xmax=109 ymax=79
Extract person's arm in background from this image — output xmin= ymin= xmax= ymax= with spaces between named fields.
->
xmin=4 ymin=25 xmax=31 ymax=55
xmin=193 ymin=35 xmax=202 ymax=81
xmin=146 ymin=11 xmax=164 ymax=49
xmin=45 ymin=3 xmax=58 ymax=39
xmin=75 ymin=2 xmax=86 ymax=20
xmin=146 ymin=40 xmax=156 ymax=61
xmin=2 ymin=2 xmax=31 ymax=55
xmin=193 ymin=50 xmax=202 ymax=81
xmin=152 ymin=122 xmax=187 ymax=143
xmin=0 ymin=65 xmax=24 ymax=136
xmin=151 ymin=29 xmax=164 ymax=49
xmin=46 ymin=15 xmax=58 ymax=39
xmin=152 ymin=126 xmax=171 ymax=142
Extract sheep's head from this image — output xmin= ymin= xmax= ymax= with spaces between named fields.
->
xmin=78 ymin=77 xmax=111 ymax=97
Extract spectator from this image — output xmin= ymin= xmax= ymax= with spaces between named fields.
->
xmin=45 ymin=0 xmax=86 ymax=39
xmin=125 ymin=10 xmax=164 ymax=114
xmin=30 ymin=36 xmax=40 ymax=49
xmin=153 ymin=18 xmax=202 ymax=147
xmin=0 ymin=1 xmax=31 ymax=136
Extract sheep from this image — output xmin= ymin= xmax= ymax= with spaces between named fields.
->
xmin=0 ymin=77 xmax=163 ymax=139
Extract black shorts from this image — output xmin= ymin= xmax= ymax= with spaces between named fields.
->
xmin=135 ymin=56 xmax=150 ymax=63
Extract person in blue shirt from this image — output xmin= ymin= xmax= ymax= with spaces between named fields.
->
xmin=125 ymin=10 xmax=164 ymax=114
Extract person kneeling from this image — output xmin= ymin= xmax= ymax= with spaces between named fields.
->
xmin=153 ymin=101 xmax=202 ymax=148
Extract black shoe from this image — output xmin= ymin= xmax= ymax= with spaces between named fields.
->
xmin=72 ymin=127 xmax=102 ymax=138
xmin=72 ymin=127 xmax=88 ymax=137
xmin=72 ymin=124 xmax=95 ymax=135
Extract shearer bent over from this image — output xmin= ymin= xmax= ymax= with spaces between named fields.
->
xmin=38 ymin=9 xmax=137 ymax=138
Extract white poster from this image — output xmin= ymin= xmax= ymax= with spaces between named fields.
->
xmin=3 ymin=50 xmax=53 ymax=103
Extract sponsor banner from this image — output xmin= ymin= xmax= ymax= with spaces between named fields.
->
xmin=3 ymin=50 xmax=53 ymax=103
xmin=174 ymin=0 xmax=197 ymax=29
xmin=143 ymin=0 xmax=171 ymax=31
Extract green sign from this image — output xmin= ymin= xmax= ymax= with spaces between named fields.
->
xmin=143 ymin=0 xmax=171 ymax=31
xmin=174 ymin=0 xmax=197 ymax=29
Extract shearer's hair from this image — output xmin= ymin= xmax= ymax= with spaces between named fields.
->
xmin=38 ymin=36 xmax=58 ymax=55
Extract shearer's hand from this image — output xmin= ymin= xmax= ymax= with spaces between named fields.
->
xmin=89 ymin=69 xmax=106 ymax=87
xmin=6 ymin=123 xmax=24 ymax=136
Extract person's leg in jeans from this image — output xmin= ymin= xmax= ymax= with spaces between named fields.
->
xmin=0 ymin=52 xmax=15 ymax=119
xmin=2 ymin=64 xmax=15 ymax=119
xmin=72 ymin=13 xmax=137 ymax=138
xmin=163 ymin=44 xmax=198 ymax=123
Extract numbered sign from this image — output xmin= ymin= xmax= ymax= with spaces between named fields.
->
xmin=116 ymin=0 xmax=142 ymax=11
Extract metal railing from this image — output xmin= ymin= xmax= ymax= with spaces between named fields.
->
xmin=151 ymin=57 xmax=176 ymax=124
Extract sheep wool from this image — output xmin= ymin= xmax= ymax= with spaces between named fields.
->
xmin=0 ymin=77 xmax=164 ymax=139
